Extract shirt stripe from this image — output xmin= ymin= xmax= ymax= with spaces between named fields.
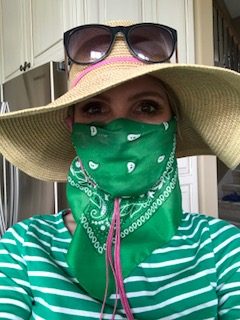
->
xmin=0 ymin=211 xmax=239 ymax=319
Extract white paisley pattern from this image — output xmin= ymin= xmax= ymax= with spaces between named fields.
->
xmin=67 ymin=137 xmax=177 ymax=254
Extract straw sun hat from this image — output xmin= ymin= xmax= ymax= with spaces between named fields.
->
xmin=0 ymin=21 xmax=240 ymax=182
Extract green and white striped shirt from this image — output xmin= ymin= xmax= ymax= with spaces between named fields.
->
xmin=0 ymin=211 xmax=240 ymax=319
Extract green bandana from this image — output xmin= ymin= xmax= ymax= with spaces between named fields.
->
xmin=66 ymin=118 xmax=182 ymax=301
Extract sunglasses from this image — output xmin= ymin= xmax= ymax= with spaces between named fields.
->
xmin=64 ymin=23 xmax=178 ymax=66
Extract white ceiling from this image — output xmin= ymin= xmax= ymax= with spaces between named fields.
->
xmin=224 ymin=0 xmax=240 ymax=18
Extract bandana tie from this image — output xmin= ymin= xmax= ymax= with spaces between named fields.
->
xmin=66 ymin=118 xmax=183 ymax=314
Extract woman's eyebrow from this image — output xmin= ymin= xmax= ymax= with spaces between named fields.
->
xmin=88 ymin=94 xmax=110 ymax=102
xmin=128 ymin=91 xmax=167 ymax=101
xmin=91 ymin=91 xmax=167 ymax=102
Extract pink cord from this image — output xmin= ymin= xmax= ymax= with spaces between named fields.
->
xmin=100 ymin=198 xmax=134 ymax=320
xmin=114 ymin=199 xmax=134 ymax=320
xmin=100 ymin=204 xmax=119 ymax=320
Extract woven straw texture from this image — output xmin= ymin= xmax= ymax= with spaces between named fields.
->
xmin=0 ymin=25 xmax=240 ymax=182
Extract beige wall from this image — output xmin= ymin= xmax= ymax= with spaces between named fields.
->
xmin=193 ymin=0 xmax=218 ymax=217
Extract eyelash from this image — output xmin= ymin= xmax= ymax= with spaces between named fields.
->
xmin=81 ymin=102 xmax=105 ymax=115
xmin=135 ymin=100 xmax=161 ymax=114
xmin=78 ymin=99 xmax=163 ymax=117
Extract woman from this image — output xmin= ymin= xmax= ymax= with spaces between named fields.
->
xmin=0 ymin=21 xmax=240 ymax=319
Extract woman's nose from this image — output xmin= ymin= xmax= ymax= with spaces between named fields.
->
xmin=109 ymin=101 xmax=130 ymax=121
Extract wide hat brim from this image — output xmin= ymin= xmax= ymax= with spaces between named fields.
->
xmin=1 ymin=61 xmax=240 ymax=182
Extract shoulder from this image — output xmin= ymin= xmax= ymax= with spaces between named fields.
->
xmin=181 ymin=213 xmax=240 ymax=234
xmin=180 ymin=211 xmax=240 ymax=237
xmin=187 ymin=211 xmax=240 ymax=241
xmin=180 ymin=212 xmax=240 ymax=262
xmin=0 ymin=210 xmax=69 ymax=246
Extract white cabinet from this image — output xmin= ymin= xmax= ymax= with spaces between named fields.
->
xmin=0 ymin=3 xmax=3 ymax=84
xmin=31 ymin=0 xmax=77 ymax=66
xmin=0 ymin=0 xmax=79 ymax=81
xmin=178 ymin=157 xmax=199 ymax=213
xmin=1 ymin=0 xmax=195 ymax=80
xmin=1 ymin=0 xmax=32 ymax=80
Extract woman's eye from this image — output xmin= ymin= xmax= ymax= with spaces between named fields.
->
xmin=74 ymin=101 xmax=109 ymax=123
xmin=136 ymin=101 xmax=160 ymax=114
xmin=82 ymin=102 xmax=105 ymax=115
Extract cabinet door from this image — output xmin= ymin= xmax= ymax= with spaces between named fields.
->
xmin=31 ymin=0 xmax=69 ymax=65
xmin=0 ymin=5 xmax=3 ymax=84
xmin=178 ymin=157 xmax=199 ymax=213
xmin=1 ymin=0 xmax=32 ymax=80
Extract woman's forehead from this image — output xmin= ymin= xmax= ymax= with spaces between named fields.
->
xmin=92 ymin=75 xmax=169 ymax=99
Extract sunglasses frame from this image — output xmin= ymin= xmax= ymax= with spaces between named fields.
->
xmin=64 ymin=23 xmax=178 ymax=66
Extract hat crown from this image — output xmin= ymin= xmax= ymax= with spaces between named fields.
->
xmin=68 ymin=20 xmax=136 ymax=85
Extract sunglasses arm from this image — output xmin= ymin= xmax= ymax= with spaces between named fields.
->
xmin=64 ymin=51 xmax=72 ymax=78
xmin=175 ymin=46 xmax=179 ymax=64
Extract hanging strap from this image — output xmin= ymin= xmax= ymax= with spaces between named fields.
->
xmin=100 ymin=198 xmax=134 ymax=320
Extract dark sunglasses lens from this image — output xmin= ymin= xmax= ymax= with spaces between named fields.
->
xmin=67 ymin=27 xmax=112 ymax=64
xmin=128 ymin=25 xmax=175 ymax=62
